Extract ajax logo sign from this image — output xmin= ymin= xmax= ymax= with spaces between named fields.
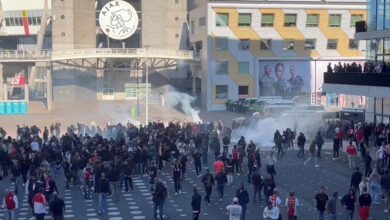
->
xmin=99 ymin=0 xmax=139 ymax=40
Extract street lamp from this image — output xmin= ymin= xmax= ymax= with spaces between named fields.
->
xmin=144 ymin=45 xmax=150 ymax=124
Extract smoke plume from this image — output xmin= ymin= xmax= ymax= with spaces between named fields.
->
xmin=164 ymin=87 xmax=202 ymax=123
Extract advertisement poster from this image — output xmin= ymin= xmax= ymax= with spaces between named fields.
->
xmin=258 ymin=61 xmax=311 ymax=98
xmin=326 ymin=93 xmax=338 ymax=108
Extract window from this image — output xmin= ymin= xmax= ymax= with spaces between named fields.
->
xmin=329 ymin=14 xmax=341 ymax=27
xmin=216 ymin=13 xmax=229 ymax=27
xmin=191 ymin=20 xmax=195 ymax=34
xmin=349 ymin=39 xmax=359 ymax=50
xmin=327 ymin=39 xmax=338 ymax=49
xmin=37 ymin=17 xmax=41 ymax=25
xmin=305 ymin=39 xmax=316 ymax=50
xmin=238 ymin=62 xmax=249 ymax=74
xmin=199 ymin=17 xmax=205 ymax=27
xmin=261 ymin=14 xmax=274 ymax=27
xmin=5 ymin=18 xmax=10 ymax=26
xmin=238 ymin=86 xmax=249 ymax=98
xmin=216 ymin=85 xmax=228 ymax=99
xmin=215 ymin=37 xmax=228 ymax=50
xmin=306 ymin=14 xmax=319 ymax=27
xmin=238 ymin=13 xmax=251 ymax=27
xmin=239 ymin=39 xmax=250 ymax=50
xmin=216 ymin=61 xmax=228 ymax=75
xmin=284 ymin=14 xmax=297 ymax=27
xmin=350 ymin=14 xmax=363 ymax=27
xmin=283 ymin=39 xmax=295 ymax=50
xmin=260 ymin=39 xmax=272 ymax=50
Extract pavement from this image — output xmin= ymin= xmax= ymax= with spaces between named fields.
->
xmin=0 ymin=145 xmax=389 ymax=220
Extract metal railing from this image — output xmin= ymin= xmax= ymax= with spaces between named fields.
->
xmin=0 ymin=48 xmax=198 ymax=62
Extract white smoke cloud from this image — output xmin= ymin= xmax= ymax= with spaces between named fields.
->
xmin=164 ymin=87 xmax=202 ymax=123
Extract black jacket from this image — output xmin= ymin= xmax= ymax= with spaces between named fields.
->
xmin=98 ymin=178 xmax=110 ymax=193
xmin=49 ymin=197 xmax=65 ymax=216
xmin=236 ymin=188 xmax=249 ymax=205
xmin=215 ymin=173 xmax=227 ymax=186
xmin=191 ymin=194 xmax=201 ymax=211
xmin=351 ymin=171 xmax=363 ymax=188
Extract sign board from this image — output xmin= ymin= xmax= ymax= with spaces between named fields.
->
xmin=99 ymin=0 xmax=139 ymax=40
xmin=125 ymin=83 xmax=151 ymax=99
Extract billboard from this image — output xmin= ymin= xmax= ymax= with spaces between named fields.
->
xmin=259 ymin=61 xmax=311 ymax=98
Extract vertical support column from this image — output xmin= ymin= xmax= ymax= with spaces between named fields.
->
xmin=46 ymin=63 xmax=53 ymax=110
xmin=145 ymin=60 xmax=149 ymax=125
xmin=24 ymin=84 xmax=29 ymax=102
xmin=0 ymin=63 xmax=3 ymax=100
xmin=191 ymin=62 xmax=196 ymax=97
xmin=3 ymin=84 xmax=7 ymax=100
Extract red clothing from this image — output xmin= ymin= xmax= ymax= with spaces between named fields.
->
xmin=4 ymin=192 xmax=16 ymax=210
xmin=356 ymin=129 xmax=364 ymax=141
xmin=214 ymin=160 xmax=224 ymax=174
xmin=336 ymin=130 xmax=344 ymax=140
xmin=232 ymin=148 xmax=238 ymax=160
xmin=347 ymin=145 xmax=357 ymax=156
xmin=287 ymin=197 xmax=296 ymax=216
xmin=358 ymin=206 xmax=370 ymax=220
xmin=33 ymin=193 xmax=47 ymax=214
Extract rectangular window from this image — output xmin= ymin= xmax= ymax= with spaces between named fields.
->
xmin=261 ymin=14 xmax=274 ymax=27
xmin=216 ymin=61 xmax=228 ymax=75
xmin=283 ymin=39 xmax=295 ymax=50
xmin=5 ymin=18 xmax=10 ymax=26
xmin=9 ymin=17 xmax=15 ymax=26
xmin=216 ymin=85 xmax=228 ymax=99
xmin=32 ymin=17 xmax=37 ymax=26
xmin=349 ymin=39 xmax=359 ymax=50
xmin=199 ymin=17 xmax=205 ymax=27
xmin=37 ymin=17 xmax=41 ymax=25
xmin=327 ymin=39 xmax=338 ymax=50
xmin=216 ymin=13 xmax=229 ymax=27
xmin=215 ymin=37 xmax=228 ymax=50
xmin=238 ymin=13 xmax=251 ymax=27
xmin=28 ymin=17 xmax=33 ymax=25
xmin=377 ymin=0 xmax=385 ymax=30
xmin=260 ymin=39 xmax=272 ymax=50
xmin=386 ymin=0 xmax=390 ymax=29
xmin=284 ymin=14 xmax=297 ymax=27
xmin=238 ymin=62 xmax=250 ymax=74
xmin=239 ymin=39 xmax=250 ymax=50
xmin=191 ymin=20 xmax=195 ymax=34
xmin=329 ymin=14 xmax=341 ymax=27
xmin=306 ymin=14 xmax=319 ymax=27
xmin=350 ymin=14 xmax=363 ymax=27
xmin=17 ymin=17 xmax=23 ymax=26
xmin=238 ymin=86 xmax=249 ymax=98
xmin=305 ymin=39 xmax=316 ymax=50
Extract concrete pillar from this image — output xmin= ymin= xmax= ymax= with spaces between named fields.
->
xmin=3 ymin=84 xmax=7 ymax=100
xmin=191 ymin=62 xmax=196 ymax=97
xmin=46 ymin=64 xmax=53 ymax=110
xmin=24 ymin=84 xmax=29 ymax=102
xmin=0 ymin=64 xmax=3 ymax=100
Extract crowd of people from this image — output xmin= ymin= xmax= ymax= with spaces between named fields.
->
xmin=0 ymin=118 xmax=389 ymax=220
xmin=327 ymin=61 xmax=390 ymax=74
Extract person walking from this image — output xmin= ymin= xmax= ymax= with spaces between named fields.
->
xmin=326 ymin=192 xmax=339 ymax=220
xmin=236 ymin=183 xmax=249 ymax=220
xmin=215 ymin=169 xmax=228 ymax=201
xmin=265 ymin=152 xmax=277 ymax=179
xmin=226 ymin=198 xmax=242 ymax=220
xmin=358 ymin=187 xmax=372 ymax=220
xmin=297 ymin=132 xmax=306 ymax=159
xmin=263 ymin=175 xmax=276 ymax=204
xmin=172 ymin=160 xmax=183 ymax=195
xmin=107 ymin=163 xmax=120 ymax=202
xmin=315 ymin=186 xmax=328 ymax=220
xmin=346 ymin=141 xmax=357 ymax=169
xmin=351 ymin=167 xmax=363 ymax=195
xmin=1 ymin=189 xmax=18 ymax=220
xmin=363 ymin=152 xmax=372 ymax=177
xmin=193 ymin=150 xmax=202 ymax=177
xmin=341 ymin=188 xmax=356 ymax=220
xmin=191 ymin=187 xmax=201 ymax=220
xmin=49 ymin=192 xmax=65 ymax=220
xmin=270 ymin=188 xmax=282 ymax=220
xmin=369 ymin=168 xmax=381 ymax=204
xmin=201 ymin=169 xmax=214 ymax=204
xmin=332 ymin=136 xmax=340 ymax=160
xmin=33 ymin=187 xmax=47 ymax=220
xmin=315 ymin=131 xmax=324 ymax=159
xmin=252 ymin=168 xmax=263 ymax=203
xmin=380 ymin=169 xmax=390 ymax=212
xmin=263 ymin=201 xmax=279 ymax=220
xmin=232 ymin=145 xmax=239 ymax=175
xmin=304 ymin=141 xmax=318 ymax=167
xmin=285 ymin=192 xmax=299 ymax=220
xmin=151 ymin=178 xmax=167 ymax=220
xmin=97 ymin=173 xmax=110 ymax=214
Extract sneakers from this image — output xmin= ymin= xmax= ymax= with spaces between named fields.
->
xmin=174 ymin=192 xmax=178 ymax=195
xmin=179 ymin=190 xmax=182 ymax=194
xmin=315 ymin=164 xmax=320 ymax=167
xmin=384 ymin=209 xmax=389 ymax=213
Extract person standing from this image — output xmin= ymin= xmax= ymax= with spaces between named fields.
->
xmin=332 ymin=136 xmax=340 ymax=160
xmin=252 ymin=168 xmax=263 ymax=203
xmin=265 ymin=152 xmax=277 ymax=179
xmin=172 ymin=160 xmax=183 ymax=195
xmin=346 ymin=142 xmax=357 ymax=169
xmin=191 ymin=187 xmax=201 ymax=220
xmin=315 ymin=186 xmax=329 ymax=220
xmin=33 ymin=187 xmax=47 ymax=220
xmin=107 ymin=163 xmax=120 ymax=202
xmin=193 ymin=150 xmax=202 ymax=177
xmin=49 ymin=192 xmax=65 ymax=220
xmin=43 ymin=173 xmax=58 ymax=204
xmin=363 ymin=152 xmax=372 ymax=177
xmin=201 ymin=169 xmax=214 ymax=204
xmin=151 ymin=178 xmax=167 ymax=220
xmin=326 ymin=192 xmax=339 ymax=220
xmin=341 ymin=188 xmax=356 ymax=220
xmin=97 ymin=173 xmax=110 ymax=214
xmin=263 ymin=201 xmax=279 ymax=220
xmin=263 ymin=175 xmax=276 ymax=204
xmin=214 ymin=157 xmax=225 ymax=174
xmin=236 ymin=184 xmax=249 ymax=220
xmin=351 ymin=167 xmax=363 ymax=195
xmin=1 ymin=189 xmax=18 ymax=220
xmin=226 ymin=198 xmax=242 ymax=220
xmin=285 ymin=192 xmax=299 ymax=220
xmin=315 ymin=131 xmax=324 ymax=159
xmin=226 ymin=155 xmax=234 ymax=185
xmin=215 ymin=169 xmax=228 ymax=201
xmin=358 ymin=187 xmax=372 ymax=220
xmin=270 ymin=188 xmax=282 ymax=220
xmin=297 ymin=132 xmax=306 ymax=159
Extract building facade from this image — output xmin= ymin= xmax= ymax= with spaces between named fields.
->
xmin=189 ymin=0 xmax=367 ymax=111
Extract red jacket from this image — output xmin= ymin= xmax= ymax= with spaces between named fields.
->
xmin=4 ymin=192 xmax=17 ymax=210
xmin=347 ymin=145 xmax=357 ymax=156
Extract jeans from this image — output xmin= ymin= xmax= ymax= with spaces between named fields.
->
xmin=124 ymin=176 xmax=133 ymax=192
xmin=328 ymin=213 xmax=337 ymax=220
xmin=318 ymin=210 xmax=325 ymax=220
xmin=35 ymin=213 xmax=45 ymax=220
xmin=348 ymin=156 xmax=356 ymax=169
xmin=153 ymin=200 xmax=164 ymax=219
xmin=98 ymin=193 xmax=107 ymax=213
xmin=217 ymin=185 xmax=224 ymax=199
xmin=297 ymin=145 xmax=304 ymax=158
xmin=370 ymin=182 xmax=381 ymax=203
xmin=241 ymin=203 xmax=247 ymax=220
xmin=253 ymin=186 xmax=261 ymax=201
xmin=110 ymin=181 xmax=119 ymax=201
xmin=346 ymin=210 xmax=354 ymax=220
xmin=6 ymin=209 xmax=16 ymax=220
xmin=174 ymin=178 xmax=181 ymax=193
xmin=205 ymin=187 xmax=212 ymax=203
xmin=195 ymin=162 xmax=202 ymax=176
xmin=193 ymin=211 xmax=200 ymax=220
xmin=83 ymin=179 xmax=92 ymax=199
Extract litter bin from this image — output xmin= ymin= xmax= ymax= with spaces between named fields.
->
xmin=20 ymin=101 xmax=27 ymax=114
xmin=5 ymin=101 xmax=12 ymax=114
xmin=0 ymin=102 xmax=4 ymax=114
xmin=12 ymin=101 xmax=20 ymax=114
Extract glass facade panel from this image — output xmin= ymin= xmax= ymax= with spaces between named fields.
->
xmin=386 ymin=0 xmax=390 ymax=29
xmin=238 ymin=62 xmax=249 ymax=74
xmin=216 ymin=13 xmax=229 ymax=27
xmin=368 ymin=0 xmax=377 ymax=31
xmin=377 ymin=0 xmax=385 ymax=30
xmin=385 ymin=38 xmax=390 ymax=54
